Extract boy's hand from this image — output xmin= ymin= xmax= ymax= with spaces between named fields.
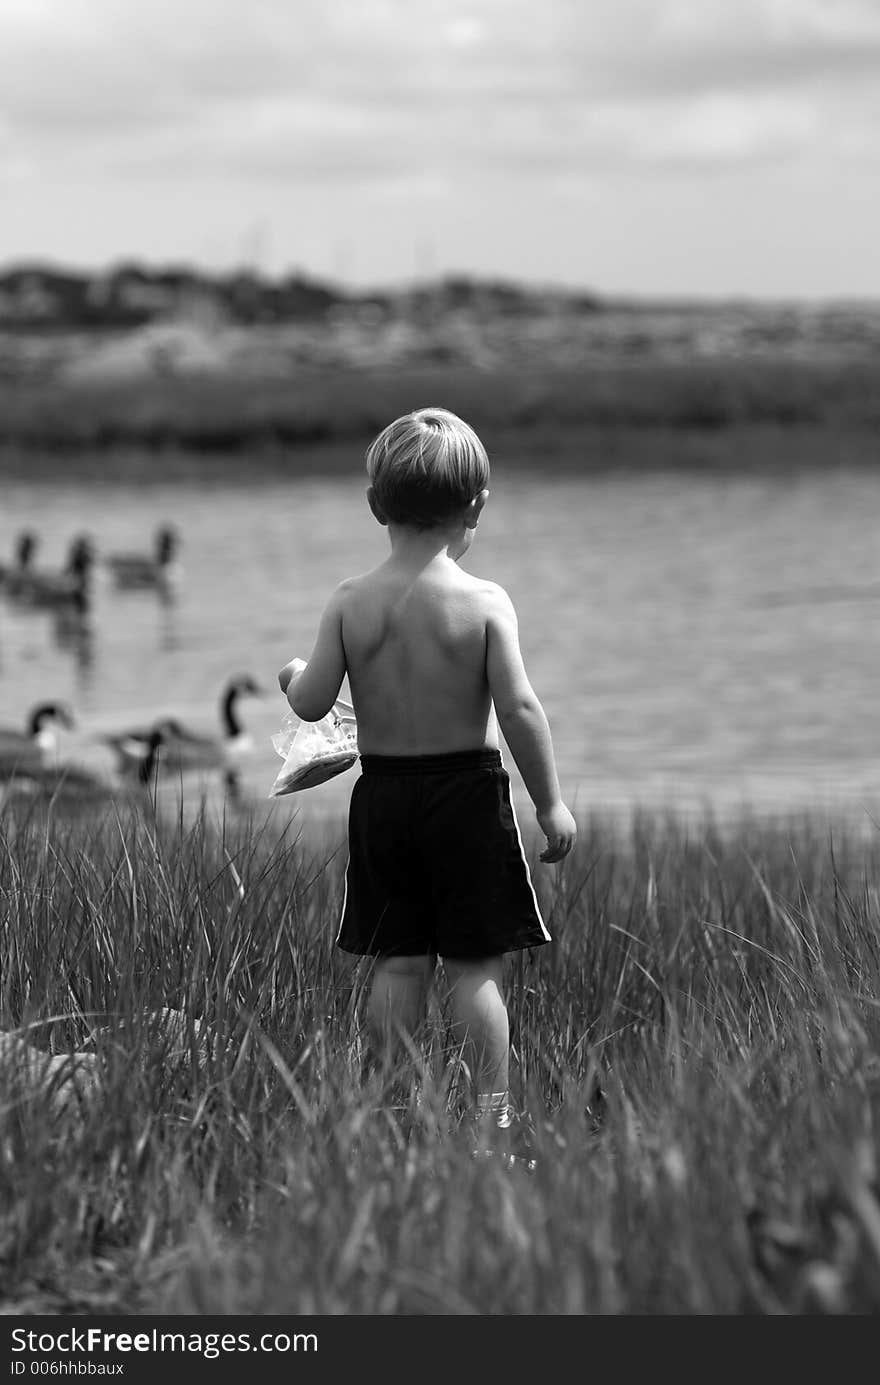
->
xmin=537 ymin=802 xmax=577 ymax=863
xmin=278 ymin=657 xmax=307 ymax=694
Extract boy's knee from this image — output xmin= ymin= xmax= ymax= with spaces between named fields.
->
xmin=367 ymin=954 xmax=435 ymax=1035
xmin=443 ymin=959 xmax=508 ymax=1028
xmin=443 ymin=956 xmax=505 ymax=996
xmin=374 ymin=954 xmax=435 ymax=983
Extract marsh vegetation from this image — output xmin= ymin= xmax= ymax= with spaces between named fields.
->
xmin=2 ymin=799 xmax=880 ymax=1314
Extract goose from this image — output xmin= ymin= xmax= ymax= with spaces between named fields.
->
xmin=0 ymin=531 xmax=38 ymax=597
xmin=9 ymin=535 xmax=95 ymax=611
xmin=103 ymin=524 xmax=182 ymax=591
xmin=100 ymin=715 xmax=187 ymax=777
xmin=100 ymin=674 xmax=265 ymax=791
xmin=4 ymin=726 xmax=166 ymax=803
xmin=0 ymin=702 xmax=75 ymax=780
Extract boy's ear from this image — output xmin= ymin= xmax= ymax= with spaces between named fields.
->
xmin=464 ymin=488 xmax=489 ymax=529
xmin=367 ymin=485 xmax=388 ymax=526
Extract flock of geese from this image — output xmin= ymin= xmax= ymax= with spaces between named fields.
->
xmin=0 ymin=523 xmax=181 ymax=609
xmin=0 ymin=525 xmax=266 ymax=805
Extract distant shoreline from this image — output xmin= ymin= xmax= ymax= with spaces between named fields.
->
xmin=1 ymin=357 xmax=878 ymax=480
xmin=1 ymin=423 xmax=878 ymax=486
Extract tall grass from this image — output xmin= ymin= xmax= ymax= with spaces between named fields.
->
xmin=2 ymin=796 xmax=880 ymax=1314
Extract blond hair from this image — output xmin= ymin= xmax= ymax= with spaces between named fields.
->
xmin=365 ymin=407 xmax=489 ymax=528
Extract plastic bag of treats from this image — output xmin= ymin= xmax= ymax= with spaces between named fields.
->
xmin=269 ymin=698 xmax=358 ymax=794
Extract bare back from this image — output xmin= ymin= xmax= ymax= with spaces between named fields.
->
xmin=340 ymin=557 xmax=499 ymax=755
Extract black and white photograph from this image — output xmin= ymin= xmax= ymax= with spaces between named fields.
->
xmin=1 ymin=0 xmax=880 ymax=1336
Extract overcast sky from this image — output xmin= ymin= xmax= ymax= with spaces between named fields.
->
xmin=1 ymin=0 xmax=879 ymax=298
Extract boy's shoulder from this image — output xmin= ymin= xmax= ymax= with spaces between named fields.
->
xmin=330 ymin=565 xmax=511 ymax=605
xmin=321 ymin=571 xmax=375 ymax=606
xmin=460 ymin=574 xmax=517 ymax=618
xmin=461 ymin=573 xmax=517 ymax=614
xmin=424 ymin=569 xmax=517 ymax=620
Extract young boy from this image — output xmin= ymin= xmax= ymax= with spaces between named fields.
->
xmin=278 ymin=407 xmax=576 ymax=1157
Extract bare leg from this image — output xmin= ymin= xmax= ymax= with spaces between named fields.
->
xmin=442 ymin=955 xmax=510 ymax=1149
xmin=367 ymin=954 xmax=435 ymax=1067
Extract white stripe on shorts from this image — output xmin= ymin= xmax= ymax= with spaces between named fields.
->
xmin=334 ymin=855 xmax=350 ymax=945
xmin=507 ymin=789 xmax=552 ymax=942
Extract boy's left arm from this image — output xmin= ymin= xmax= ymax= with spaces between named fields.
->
xmin=279 ymin=586 xmax=348 ymax=721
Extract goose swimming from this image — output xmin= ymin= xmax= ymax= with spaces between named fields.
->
xmin=0 ymin=702 xmax=75 ymax=780
xmin=0 ymin=531 xmax=38 ymax=597
xmin=103 ymin=524 xmax=181 ymax=591
xmin=100 ymin=715 xmax=186 ymax=776
xmin=100 ymin=674 xmax=265 ymax=791
xmin=8 ymin=535 xmax=95 ymax=611
xmin=3 ymin=725 xmax=166 ymax=804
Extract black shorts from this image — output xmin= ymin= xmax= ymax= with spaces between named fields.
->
xmin=335 ymin=748 xmax=551 ymax=959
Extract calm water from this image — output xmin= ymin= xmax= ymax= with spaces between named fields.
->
xmin=2 ymin=463 xmax=880 ymax=834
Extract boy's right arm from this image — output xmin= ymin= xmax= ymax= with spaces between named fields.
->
xmin=485 ymin=586 xmax=576 ymax=863
xmin=278 ymin=657 xmax=308 ymax=696
xmin=278 ymin=584 xmax=348 ymax=720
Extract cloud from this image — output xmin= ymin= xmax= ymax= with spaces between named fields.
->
xmin=564 ymin=0 xmax=880 ymax=92
xmin=0 ymin=0 xmax=879 ymax=184
xmin=584 ymin=91 xmax=819 ymax=168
